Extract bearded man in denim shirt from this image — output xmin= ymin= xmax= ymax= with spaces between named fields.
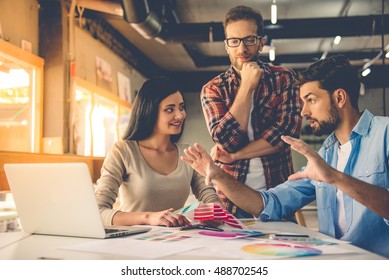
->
xmin=182 ymin=55 xmax=389 ymax=258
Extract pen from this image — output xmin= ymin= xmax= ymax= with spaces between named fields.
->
xmin=269 ymin=233 xmax=309 ymax=240
xmin=179 ymin=224 xmax=224 ymax=232
xmin=197 ymin=225 xmax=224 ymax=232
xmin=179 ymin=225 xmax=197 ymax=231
xmin=273 ymin=234 xmax=309 ymax=238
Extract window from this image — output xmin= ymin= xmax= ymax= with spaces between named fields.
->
xmin=0 ymin=40 xmax=44 ymax=152
xmin=72 ymin=77 xmax=132 ymax=156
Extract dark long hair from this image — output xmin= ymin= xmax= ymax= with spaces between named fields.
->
xmin=123 ymin=76 xmax=185 ymax=142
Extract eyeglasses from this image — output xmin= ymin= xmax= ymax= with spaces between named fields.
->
xmin=224 ymin=35 xmax=263 ymax=48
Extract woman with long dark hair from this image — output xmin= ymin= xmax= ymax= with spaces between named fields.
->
xmin=95 ymin=76 xmax=221 ymax=227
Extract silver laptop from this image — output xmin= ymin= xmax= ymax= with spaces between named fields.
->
xmin=4 ymin=162 xmax=150 ymax=238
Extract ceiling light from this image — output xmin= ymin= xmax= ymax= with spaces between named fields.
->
xmin=271 ymin=0 xmax=277 ymax=24
xmin=379 ymin=43 xmax=389 ymax=58
xmin=359 ymin=82 xmax=365 ymax=96
xmin=361 ymin=46 xmax=387 ymax=77
xmin=269 ymin=46 xmax=276 ymax=62
xmin=361 ymin=68 xmax=371 ymax=77
xmin=333 ymin=36 xmax=341 ymax=45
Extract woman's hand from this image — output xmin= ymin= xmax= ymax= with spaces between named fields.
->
xmin=146 ymin=208 xmax=192 ymax=227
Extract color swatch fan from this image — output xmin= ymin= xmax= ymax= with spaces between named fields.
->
xmin=170 ymin=202 xmax=201 ymax=221
xmin=194 ymin=203 xmax=245 ymax=229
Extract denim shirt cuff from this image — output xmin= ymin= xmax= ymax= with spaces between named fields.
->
xmin=257 ymin=191 xmax=269 ymax=221
xmin=384 ymin=190 xmax=389 ymax=225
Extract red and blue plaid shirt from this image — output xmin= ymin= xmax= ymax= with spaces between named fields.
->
xmin=201 ymin=61 xmax=302 ymax=215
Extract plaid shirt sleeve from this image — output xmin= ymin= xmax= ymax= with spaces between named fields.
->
xmin=259 ymin=69 xmax=302 ymax=152
xmin=201 ymin=78 xmax=249 ymax=153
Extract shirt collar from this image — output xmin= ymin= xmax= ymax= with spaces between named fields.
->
xmin=322 ymin=109 xmax=373 ymax=149
xmin=352 ymin=109 xmax=373 ymax=137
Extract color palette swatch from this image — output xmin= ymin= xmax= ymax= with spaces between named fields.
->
xmin=173 ymin=202 xmax=201 ymax=215
xmin=194 ymin=203 xmax=245 ymax=229
xmin=241 ymin=243 xmax=322 ymax=258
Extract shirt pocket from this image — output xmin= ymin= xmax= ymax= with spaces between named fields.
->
xmin=353 ymin=160 xmax=385 ymax=186
xmin=314 ymin=182 xmax=332 ymax=211
xmin=314 ymin=182 xmax=335 ymax=236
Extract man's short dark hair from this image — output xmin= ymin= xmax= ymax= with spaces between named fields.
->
xmin=296 ymin=55 xmax=360 ymax=110
xmin=224 ymin=5 xmax=264 ymax=36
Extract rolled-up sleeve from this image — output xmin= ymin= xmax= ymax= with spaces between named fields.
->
xmin=201 ymin=82 xmax=249 ymax=153
xmin=260 ymin=71 xmax=302 ymax=152
xmin=258 ymin=178 xmax=316 ymax=221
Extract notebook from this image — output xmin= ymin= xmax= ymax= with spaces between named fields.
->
xmin=4 ymin=162 xmax=151 ymax=238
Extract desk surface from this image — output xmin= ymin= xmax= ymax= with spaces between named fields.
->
xmin=0 ymin=221 xmax=385 ymax=260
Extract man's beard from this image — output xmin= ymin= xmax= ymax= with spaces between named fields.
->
xmin=310 ymin=103 xmax=340 ymax=136
xmin=231 ymin=52 xmax=260 ymax=71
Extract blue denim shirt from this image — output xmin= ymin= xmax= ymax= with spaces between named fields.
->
xmin=259 ymin=110 xmax=389 ymax=258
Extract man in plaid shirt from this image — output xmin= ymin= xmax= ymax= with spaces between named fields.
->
xmin=201 ymin=6 xmax=302 ymax=218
